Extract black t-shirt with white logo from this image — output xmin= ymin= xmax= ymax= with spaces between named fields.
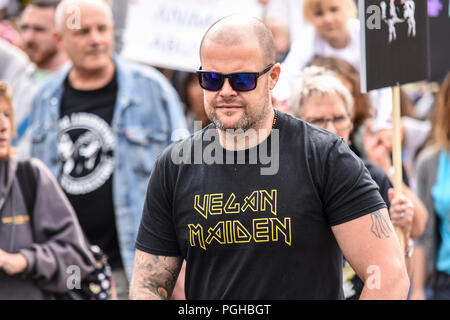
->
xmin=135 ymin=111 xmax=387 ymax=299
xmin=59 ymin=72 xmax=122 ymax=269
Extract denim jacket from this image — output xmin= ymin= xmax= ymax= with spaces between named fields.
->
xmin=30 ymin=57 xmax=188 ymax=279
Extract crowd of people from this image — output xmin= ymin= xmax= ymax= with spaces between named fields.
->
xmin=0 ymin=0 xmax=448 ymax=300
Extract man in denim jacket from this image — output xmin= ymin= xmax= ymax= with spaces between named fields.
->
xmin=29 ymin=0 xmax=188 ymax=299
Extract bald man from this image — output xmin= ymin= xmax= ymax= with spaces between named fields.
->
xmin=29 ymin=0 xmax=188 ymax=299
xmin=130 ymin=15 xmax=409 ymax=300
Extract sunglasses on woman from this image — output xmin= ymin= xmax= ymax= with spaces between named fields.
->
xmin=196 ymin=64 xmax=274 ymax=92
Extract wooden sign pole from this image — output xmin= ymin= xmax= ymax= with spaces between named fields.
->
xmin=392 ymin=84 xmax=405 ymax=251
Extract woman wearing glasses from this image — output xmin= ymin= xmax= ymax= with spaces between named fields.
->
xmin=289 ymin=67 xmax=415 ymax=299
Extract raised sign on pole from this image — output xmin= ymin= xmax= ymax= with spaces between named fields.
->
xmin=359 ymin=0 xmax=430 ymax=250
xmin=360 ymin=0 xmax=430 ymax=92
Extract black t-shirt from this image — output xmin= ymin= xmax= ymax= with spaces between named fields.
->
xmin=135 ymin=111 xmax=386 ymax=299
xmin=350 ymin=145 xmax=393 ymax=209
xmin=364 ymin=160 xmax=393 ymax=207
xmin=58 ymin=72 xmax=123 ymax=269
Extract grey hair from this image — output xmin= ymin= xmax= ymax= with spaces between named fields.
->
xmin=54 ymin=0 xmax=112 ymax=32
xmin=289 ymin=66 xmax=354 ymax=118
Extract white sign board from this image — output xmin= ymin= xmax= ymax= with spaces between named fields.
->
xmin=121 ymin=0 xmax=264 ymax=72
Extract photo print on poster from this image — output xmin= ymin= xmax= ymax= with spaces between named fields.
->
xmin=380 ymin=0 xmax=416 ymax=43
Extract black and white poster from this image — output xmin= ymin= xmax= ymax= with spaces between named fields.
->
xmin=428 ymin=0 xmax=450 ymax=82
xmin=359 ymin=0 xmax=430 ymax=92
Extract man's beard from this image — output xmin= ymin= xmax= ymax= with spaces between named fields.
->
xmin=26 ymin=43 xmax=58 ymax=66
xmin=206 ymin=97 xmax=271 ymax=132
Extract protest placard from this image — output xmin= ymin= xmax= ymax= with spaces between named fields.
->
xmin=359 ymin=0 xmax=430 ymax=92
xmin=359 ymin=1 xmax=431 ymax=249
xmin=121 ymin=0 xmax=263 ymax=72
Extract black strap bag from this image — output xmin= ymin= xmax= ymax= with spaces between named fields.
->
xmin=16 ymin=161 xmax=112 ymax=300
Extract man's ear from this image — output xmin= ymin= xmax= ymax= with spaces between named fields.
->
xmin=53 ymin=30 xmax=64 ymax=51
xmin=268 ymin=63 xmax=281 ymax=91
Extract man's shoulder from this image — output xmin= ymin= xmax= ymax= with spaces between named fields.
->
xmin=116 ymin=58 xmax=181 ymax=104
xmin=277 ymin=110 xmax=307 ymax=133
xmin=117 ymin=58 xmax=172 ymax=87
xmin=363 ymin=160 xmax=383 ymax=176
xmin=32 ymin=64 xmax=71 ymax=102
xmin=277 ymin=111 xmax=343 ymax=150
xmin=363 ymin=160 xmax=391 ymax=185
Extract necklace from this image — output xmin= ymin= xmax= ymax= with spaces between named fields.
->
xmin=272 ymin=109 xmax=278 ymax=128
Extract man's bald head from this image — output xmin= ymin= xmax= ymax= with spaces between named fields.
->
xmin=200 ymin=15 xmax=276 ymax=66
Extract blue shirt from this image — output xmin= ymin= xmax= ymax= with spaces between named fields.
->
xmin=432 ymin=150 xmax=450 ymax=274
xmin=30 ymin=56 xmax=189 ymax=279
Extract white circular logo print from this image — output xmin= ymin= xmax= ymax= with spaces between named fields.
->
xmin=57 ymin=113 xmax=115 ymax=195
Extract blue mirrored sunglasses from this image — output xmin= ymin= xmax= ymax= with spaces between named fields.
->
xmin=196 ymin=64 xmax=274 ymax=92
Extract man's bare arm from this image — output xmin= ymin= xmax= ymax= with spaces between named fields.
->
xmin=129 ymin=249 xmax=183 ymax=300
xmin=332 ymin=208 xmax=410 ymax=299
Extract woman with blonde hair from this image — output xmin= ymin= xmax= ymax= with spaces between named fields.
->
xmin=0 ymin=81 xmax=95 ymax=299
xmin=274 ymin=0 xmax=358 ymax=101
xmin=415 ymin=73 xmax=450 ymax=299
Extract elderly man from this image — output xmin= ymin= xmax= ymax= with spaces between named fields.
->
xmin=129 ymin=15 xmax=410 ymax=299
xmin=30 ymin=0 xmax=188 ymax=299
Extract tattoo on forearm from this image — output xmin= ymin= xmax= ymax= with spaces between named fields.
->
xmin=130 ymin=251 xmax=182 ymax=300
xmin=370 ymin=210 xmax=393 ymax=239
